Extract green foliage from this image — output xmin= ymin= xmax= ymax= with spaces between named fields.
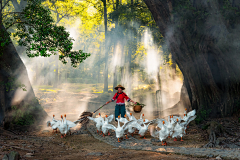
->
xmin=0 ymin=78 xmax=27 ymax=92
xmin=134 ymin=102 xmax=146 ymax=108
xmin=2 ymin=0 xmax=90 ymax=67
xmin=11 ymin=105 xmax=34 ymax=126
xmin=202 ymin=123 xmax=210 ymax=130
xmin=195 ymin=107 xmax=212 ymax=124
xmin=11 ymin=97 xmax=43 ymax=126
xmin=0 ymin=29 xmax=11 ymax=56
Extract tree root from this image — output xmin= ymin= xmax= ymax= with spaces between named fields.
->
xmin=203 ymin=130 xmax=216 ymax=148
xmin=203 ymin=121 xmax=225 ymax=148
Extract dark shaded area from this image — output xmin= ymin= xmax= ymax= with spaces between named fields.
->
xmin=143 ymin=0 xmax=240 ymax=118
xmin=0 ymin=24 xmax=48 ymax=128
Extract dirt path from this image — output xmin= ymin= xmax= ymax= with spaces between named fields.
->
xmin=0 ymin=126 xmax=213 ymax=160
xmin=1 ymin=86 xmax=237 ymax=159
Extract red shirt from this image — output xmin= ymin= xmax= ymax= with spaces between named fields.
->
xmin=111 ymin=92 xmax=130 ymax=104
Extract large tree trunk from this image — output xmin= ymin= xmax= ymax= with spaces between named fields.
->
xmin=0 ymin=24 xmax=48 ymax=126
xmin=0 ymin=0 xmax=48 ymax=126
xmin=112 ymin=0 xmax=119 ymax=91
xmin=103 ymin=0 xmax=108 ymax=92
xmin=144 ymin=0 xmax=240 ymax=118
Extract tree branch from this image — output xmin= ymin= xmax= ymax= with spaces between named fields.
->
xmin=2 ymin=0 xmax=11 ymax=10
xmin=5 ymin=21 xmax=30 ymax=30
xmin=2 ymin=11 xmax=23 ymax=19
xmin=11 ymin=0 xmax=21 ymax=11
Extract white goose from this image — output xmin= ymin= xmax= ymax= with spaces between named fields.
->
xmin=155 ymin=118 xmax=174 ymax=138
xmin=126 ymin=111 xmax=137 ymax=121
xmin=172 ymin=115 xmax=183 ymax=122
xmin=133 ymin=119 xmax=157 ymax=139
xmin=137 ymin=114 xmax=150 ymax=125
xmin=167 ymin=115 xmax=179 ymax=138
xmin=126 ymin=112 xmax=139 ymax=133
xmin=102 ymin=114 xmax=114 ymax=137
xmin=116 ymin=114 xmax=133 ymax=139
xmin=180 ymin=114 xmax=197 ymax=136
xmin=63 ymin=114 xmax=81 ymax=136
xmin=57 ymin=115 xmax=68 ymax=138
xmin=158 ymin=120 xmax=169 ymax=145
xmin=171 ymin=118 xmax=185 ymax=141
xmin=184 ymin=108 xmax=187 ymax=114
xmin=104 ymin=116 xmax=134 ymax=142
xmin=117 ymin=115 xmax=129 ymax=124
xmin=47 ymin=115 xmax=59 ymax=133
xmin=150 ymin=120 xmax=169 ymax=145
xmin=87 ymin=113 xmax=104 ymax=134
xmin=183 ymin=109 xmax=196 ymax=121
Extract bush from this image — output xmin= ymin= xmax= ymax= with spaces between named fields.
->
xmin=195 ymin=107 xmax=212 ymax=124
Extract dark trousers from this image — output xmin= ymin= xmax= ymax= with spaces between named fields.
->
xmin=115 ymin=104 xmax=126 ymax=121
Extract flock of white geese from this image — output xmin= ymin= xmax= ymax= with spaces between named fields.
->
xmin=88 ymin=108 xmax=196 ymax=145
xmin=47 ymin=114 xmax=80 ymax=138
xmin=46 ymin=109 xmax=196 ymax=145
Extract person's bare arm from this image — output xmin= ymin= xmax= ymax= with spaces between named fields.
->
xmin=130 ymin=99 xmax=137 ymax=104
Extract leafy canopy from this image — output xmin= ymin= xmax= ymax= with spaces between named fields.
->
xmin=2 ymin=0 xmax=90 ymax=67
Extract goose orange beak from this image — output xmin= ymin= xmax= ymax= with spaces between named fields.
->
xmin=142 ymin=114 xmax=144 ymax=116
xmin=64 ymin=114 xmax=66 ymax=117
xmin=143 ymin=119 xmax=145 ymax=122
xmin=177 ymin=119 xmax=178 ymax=122
xmin=163 ymin=121 xmax=165 ymax=124
xmin=106 ymin=115 xmax=108 ymax=117
xmin=124 ymin=114 xmax=126 ymax=117
xmin=53 ymin=115 xmax=55 ymax=117
xmin=185 ymin=108 xmax=187 ymax=111
xmin=61 ymin=115 xmax=63 ymax=118
xmin=99 ymin=113 xmax=101 ymax=115
xmin=130 ymin=113 xmax=132 ymax=116
xmin=118 ymin=116 xmax=120 ymax=118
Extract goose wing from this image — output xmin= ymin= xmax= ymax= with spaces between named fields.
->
xmin=66 ymin=120 xmax=77 ymax=128
xmin=119 ymin=117 xmax=128 ymax=123
xmin=172 ymin=116 xmax=182 ymax=122
xmin=52 ymin=121 xmax=61 ymax=129
xmin=153 ymin=118 xmax=166 ymax=128
xmin=140 ymin=114 xmax=143 ymax=119
xmin=104 ymin=124 xmax=116 ymax=131
xmin=187 ymin=109 xmax=196 ymax=117
xmin=144 ymin=118 xmax=158 ymax=126
xmin=107 ymin=115 xmax=114 ymax=123
xmin=150 ymin=127 xmax=159 ymax=138
xmin=123 ymin=120 xmax=140 ymax=131
xmin=126 ymin=111 xmax=131 ymax=119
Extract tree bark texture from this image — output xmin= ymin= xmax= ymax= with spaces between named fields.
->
xmin=0 ymin=24 xmax=48 ymax=124
xmin=103 ymin=0 xmax=109 ymax=92
xmin=143 ymin=0 xmax=240 ymax=118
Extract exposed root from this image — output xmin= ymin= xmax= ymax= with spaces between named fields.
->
xmin=203 ymin=121 xmax=224 ymax=148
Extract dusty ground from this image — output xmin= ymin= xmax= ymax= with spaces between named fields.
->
xmin=0 ymin=127 xmax=213 ymax=160
xmin=1 ymin=84 xmax=239 ymax=159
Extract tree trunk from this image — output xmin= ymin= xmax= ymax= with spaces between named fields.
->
xmin=127 ymin=41 xmax=132 ymax=95
xmin=0 ymin=23 xmax=48 ymax=125
xmin=53 ymin=54 xmax=58 ymax=87
xmin=112 ymin=0 xmax=119 ymax=91
xmin=143 ymin=0 xmax=240 ymax=118
xmin=156 ymin=65 xmax=161 ymax=90
xmin=35 ymin=61 xmax=39 ymax=85
xmin=103 ymin=0 xmax=108 ymax=92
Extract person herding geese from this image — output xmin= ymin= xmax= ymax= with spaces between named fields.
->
xmin=105 ymin=85 xmax=137 ymax=122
